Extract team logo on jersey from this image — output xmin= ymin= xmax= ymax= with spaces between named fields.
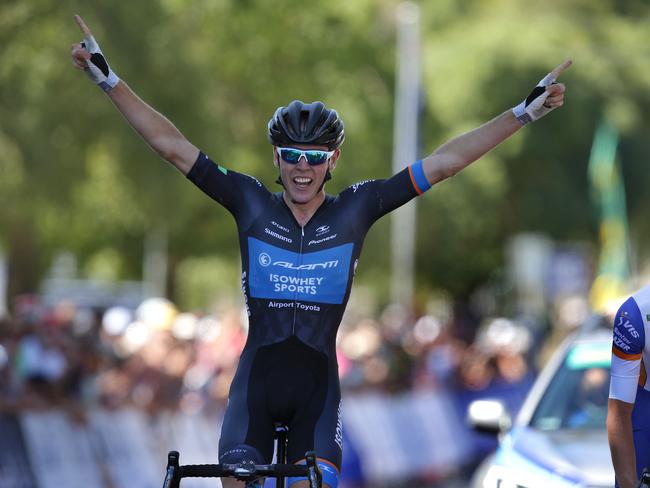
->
xmin=308 ymin=234 xmax=338 ymax=246
xmin=315 ymin=225 xmax=330 ymax=236
xmin=351 ymin=180 xmax=373 ymax=192
xmin=646 ymin=313 xmax=650 ymax=322
xmin=259 ymin=253 xmax=272 ymax=267
xmin=273 ymin=260 xmax=338 ymax=270
xmin=248 ymin=175 xmax=263 ymax=187
xmin=334 ymin=401 xmax=343 ymax=450
xmin=617 ymin=315 xmax=640 ymax=339
xmin=248 ymin=237 xmax=353 ymax=304
xmin=264 ymin=228 xmax=293 ymax=243
xmin=241 ymin=271 xmax=251 ymax=317
xmin=271 ymin=221 xmax=290 ymax=233
xmin=614 ymin=334 xmax=631 ymax=352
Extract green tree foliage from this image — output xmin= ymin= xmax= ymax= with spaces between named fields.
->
xmin=415 ymin=0 xmax=650 ymax=296
xmin=2 ymin=0 xmax=650 ymax=307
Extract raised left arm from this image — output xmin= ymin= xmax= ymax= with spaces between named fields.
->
xmin=421 ymin=60 xmax=571 ymax=186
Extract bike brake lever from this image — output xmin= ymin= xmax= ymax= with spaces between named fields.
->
xmin=305 ymin=451 xmax=322 ymax=488
xmin=163 ymin=451 xmax=180 ymax=488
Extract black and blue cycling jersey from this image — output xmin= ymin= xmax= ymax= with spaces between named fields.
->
xmin=186 ymin=151 xmax=431 ymax=485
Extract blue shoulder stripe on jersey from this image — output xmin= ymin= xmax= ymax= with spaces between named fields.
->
xmin=408 ymin=160 xmax=431 ymax=195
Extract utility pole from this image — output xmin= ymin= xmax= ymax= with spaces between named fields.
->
xmin=391 ymin=2 xmax=420 ymax=310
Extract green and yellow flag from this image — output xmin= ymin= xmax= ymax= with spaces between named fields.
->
xmin=588 ymin=120 xmax=630 ymax=313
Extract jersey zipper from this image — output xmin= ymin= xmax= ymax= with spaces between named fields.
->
xmin=291 ymin=226 xmax=305 ymax=336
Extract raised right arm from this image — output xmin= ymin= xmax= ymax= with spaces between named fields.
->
xmin=70 ymin=15 xmax=198 ymax=175
xmin=420 ymin=60 xmax=571 ymax=186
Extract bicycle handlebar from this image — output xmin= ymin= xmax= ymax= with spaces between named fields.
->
xmin=178 ymin=462 xmax=309 ymax=478
xmin=163 ymin=450 xmax=322 ymax=488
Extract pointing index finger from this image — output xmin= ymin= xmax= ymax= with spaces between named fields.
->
xmin=74 ymin=15 xmax=93 ymax=41
xmin=550 ymin=59 xmax=572 ymax=80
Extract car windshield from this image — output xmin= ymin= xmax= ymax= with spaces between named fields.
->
xmin=530 ymin=340 xmax=611 ymax=431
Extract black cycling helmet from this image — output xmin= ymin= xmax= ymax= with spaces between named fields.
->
xmin=268 ymin=100 xmax=345 ymax=150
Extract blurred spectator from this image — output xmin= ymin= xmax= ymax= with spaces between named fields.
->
xmin=0 ymin=292 xmax=558 ymax=488
xmin=15 ymin=323 xmax=68 ymax=407
xmin=1 ymin=296 xmax=540 ymax=450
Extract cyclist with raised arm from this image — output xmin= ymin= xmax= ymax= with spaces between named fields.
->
xmin=70 ymin=15 xmax=569 ymax=488
xmin=608 ymin=285 xmax=650 ymax=488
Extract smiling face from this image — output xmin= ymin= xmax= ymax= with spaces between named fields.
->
xmin=274 ymin=144 xmax=339 ymax=205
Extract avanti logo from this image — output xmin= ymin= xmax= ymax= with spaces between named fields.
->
xmin=273 ymin=260 xmax=338 ymax=270
xmin=259 ymin=253 xmax=272 ymax=267
xmin=258 ymin=253 xmax=339 ymax=270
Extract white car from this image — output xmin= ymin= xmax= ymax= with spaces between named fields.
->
xmin=468 ymin=324 xmax=614 ymax=488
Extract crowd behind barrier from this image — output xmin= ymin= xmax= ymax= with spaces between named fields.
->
xmin=0 ymin=294 xmax=552 ymax=487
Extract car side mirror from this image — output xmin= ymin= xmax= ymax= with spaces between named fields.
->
xmin=467 ymin=399 xmax=512 ymax=435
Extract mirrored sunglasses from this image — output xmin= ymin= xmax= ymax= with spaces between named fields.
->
xmin=276 ymin=147 xmax=334 ymax=166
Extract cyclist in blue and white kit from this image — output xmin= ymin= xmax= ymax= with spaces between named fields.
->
xmin=71 ymin=15 xmax=569 ymax=488
xmin=608 ymin=285 xmax=650 ymax=488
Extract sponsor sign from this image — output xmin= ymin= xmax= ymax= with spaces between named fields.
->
xmin=248 ymin=237 xmax=353 ymax=304
xmin=351 ymin=180 xmax=373 ymax=192
xmin=315 ymin=225 xmax=330 ymax=236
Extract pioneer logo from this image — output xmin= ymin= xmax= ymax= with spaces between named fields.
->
xmin=308 ymin=234 xmax=337 ymax=246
